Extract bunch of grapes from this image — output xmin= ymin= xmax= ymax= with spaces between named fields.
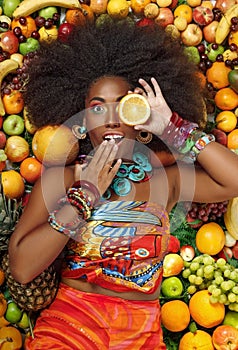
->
xmin=186 ymin=201 xmax=228 ymax=224
xmin=182 ymin=254 xmax=238 ymax=312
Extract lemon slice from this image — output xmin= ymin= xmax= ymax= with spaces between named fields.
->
xmin=118 ymin=94 xmax=151 ymax=126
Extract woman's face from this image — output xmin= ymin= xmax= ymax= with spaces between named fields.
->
xmin=85 ymin=76 xmax=137 ymax=152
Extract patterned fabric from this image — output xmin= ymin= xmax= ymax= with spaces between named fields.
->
xmin=25 ymin=283 xmax=167 ymax=350
xmin=62 ymin=201 xmax=170 ymax=294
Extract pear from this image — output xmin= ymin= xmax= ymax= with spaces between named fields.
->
xmin=228 ymin=69 xmax=238 ymax=93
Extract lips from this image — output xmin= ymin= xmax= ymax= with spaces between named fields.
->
xmin=103 ymin=132 xmax=124 ymax=143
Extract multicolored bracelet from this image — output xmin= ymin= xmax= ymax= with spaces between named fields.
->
xmin=48 ymin=210 xmax=82 ymax=240
xmin=71 ymin=180 xmax=100 ymax=205
xmin=161 ymin=112 xmax=215 ymax=162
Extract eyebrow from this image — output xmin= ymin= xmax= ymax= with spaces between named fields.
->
xmin=89 ymin=95 xmax=125 ymax=103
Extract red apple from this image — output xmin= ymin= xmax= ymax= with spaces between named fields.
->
xmin=212 ymin=325 xmax=238 ymax=350
xmin=193 ymin=6 xmax=214 ymax=26
xmin=154 ymin=8 xmax=174 ymax=28
xmin=231 ymin=241 xmax=238 ymax=259
xmin=180 ymin=245 xmax=195 ymax=261
xmin=136 ymin=18 xmax=155 ymax=27
xmin=181 ymin=24 xmax=203 ymax=46
xmin=203 ymin=20 xmax=219 ymax=43
xmin=4 ymin=135 xmax=29 ymax=163
xmin=169 ymin=0 xmax=178 ymax=9
xmin=58 ymin=23 xmax=74 ymax=43
xmin=0 ymin=31 xmax=19 ymax=54
xmin=217 ymin=246 xmax=233 ymax=261
xmin=0 ymin=131 xmax=7 ymax=149
xmin=211 ymin=128 xmax=227 ymax=146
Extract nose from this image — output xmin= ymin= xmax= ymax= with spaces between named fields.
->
xmin=105 ymin=103 xmax=120 ymax=128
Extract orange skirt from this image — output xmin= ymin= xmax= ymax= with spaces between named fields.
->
xmin=25 ymin=283 xmax=166 ymax=350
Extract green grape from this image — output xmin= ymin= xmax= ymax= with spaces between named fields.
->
xmin=219 ymin=294 xmax=227 ymax=304
xmin=229 ymin=271 xmax=238 ymax=282
xmin=212 ymin=288 xmax=221 ymax=298
xmin=188 ymin=274 xmax=197 ymax=284
xmin=208 ymin=284 xmax=216 ymax=293
xmin=187 ymin=285 xmax=197 ymax=294
xmin=214 ymin=270 xmax=222 ymax=278
xmin=183 ymin=261 xmax=191 ymax=268
xmin=224 ymin=269 xmax=231 ymax=278
xmin=203 ymin=255 xmax=215 ymax=266
xmin=209 ymin=295 xmax=219 ymax=304
xmin=228 ymin=292 xmax=236 ymax=303
xmin=182 ymin=268 xmax=191 ymax=279
xmin=204 ymin=272 xmax=214 ymax=280
xmin=198 ymin=282 xmax=206 ymax=290
xmin=190 ymin=262 xmax=200 ymax=272
xmin=216 ymin=258 xmax=226 ymax=268
xmin=221 ymin=281 xmax=233 ymax=292
xmin=194 ymin=276 xmax=203 ymax=286
xmin=204 ymin=265 xmax=214 ymax=275
xmin=215 ymin=276 xmax=224 ymax=285
xmin=193 ymin=256 xmax=203 ymax=264
xmin=196 ymin=267 xmax=204 ymax=277
xmin=232 ymin=286 xmax=238 ymax=295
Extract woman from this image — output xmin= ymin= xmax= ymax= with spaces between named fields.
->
xmin=9 ymin=20 xmax=238 ymax=349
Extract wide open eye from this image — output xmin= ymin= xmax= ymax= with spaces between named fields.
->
xmin=90 ymin=104 xmax=108 ymax=114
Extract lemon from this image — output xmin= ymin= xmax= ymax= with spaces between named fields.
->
xmin=38 ymin=25 xmax=58 ymax=44
xmin=118 ymin=94 xmax=151 ymax=126
xmin=107 ymin=0 xmax=130 ymax=19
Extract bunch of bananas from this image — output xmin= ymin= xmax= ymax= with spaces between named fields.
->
xmin=224 ymin=197 xmax=238 ymax=240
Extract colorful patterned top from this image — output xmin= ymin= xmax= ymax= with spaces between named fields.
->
xmin=62 ymin=201 xmax=170 ymax=294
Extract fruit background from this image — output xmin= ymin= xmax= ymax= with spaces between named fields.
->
xmin=0 ymin=0 xmax=238 ymax=349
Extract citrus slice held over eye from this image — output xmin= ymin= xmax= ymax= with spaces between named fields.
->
xmin=118 ymin=93 xmax=151 ymax=126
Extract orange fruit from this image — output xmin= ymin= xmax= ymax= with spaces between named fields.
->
xmin=0 ymin=326 xmax=23 ymax=350
xmin=206 ymin=62 xmax=231 ymax=90
xmin=130 ymin=0 xmax=151 ymax=14
xmin=163 ymin=253 xmax=184 ymax=277
xmin=1 ymin=170 xmax=25 ymax=199
xmin=11 ymin=16 xmax=37 ymax=38
xmin=0 ymin=316 xmax=10 ymax=328
xmin=201 ymin=0 xmax=214 ymax=9
xmin=189 ymin=290 xmax=225 ymax=328
xmin=0 ymin=293 xmax=7 ymax=318
xmin=20 ymin=157 xmax=45 ymax=184
xmin=2 ymin=90 xmax=24 ymax=115
xmin=107 ymin=0 xmax=130 ymax=18
xmin=32 ymin=125 xmax=79 ymax=166
xmin=66 ymin=5 xmax=94 ymax=26
xmin=215 ymin=111 xmax=237 ymax=132
xmin=214 ymin=87 xmax=238 ymax=111
xmin=118 ymin=94 xmax=150 ymax=126
xmin=179 ymin=330 xmax=214 ymax=350
xmin=0 ymin=269 xmax=5 ymax=286
xmin=161 ymin=300 xmax=190 ymax=332
xmin=227 ymin=128 xmax=238 ymax=149
xmin=174 ymin=4 xmax=193 ymax=23
xmin=196 ymin=222 xmax=225 ymax=255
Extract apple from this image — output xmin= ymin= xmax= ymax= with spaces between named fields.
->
xmin=3 ymin=114 xmax=24 ymax=136
xmin=181 ymin=24 xmax=203 ymax=46
xmin=224 ymin=231 xmax=237 ymax=248
xmin=203 ymin=20 xmax=219 ymax=43
xmin=0 ymin=31 xmax=19 ymax=54
xmin=169 ymin=0 xmax=178 ymax=9
xmin=154 ymin=8 xmax=174 ymax=28
xmin=217 ymin=246 xmax=233 ymax=261
xmin=180 ymin=245 xmax=195 ymax=261
xmin=136 ymin=18 xmax=155 ymax=27
xmin=5 ymin=301 xmax=22 ymax=324
xmin=161 ymin=276 xmax=184 ymax=297
xmin=38 ymin=6 xmax=58 ymax=19
xmin=2 ymin=0 xmax=20 ymax=18
xmin=184 ymin=46 xmax=201 ymax=64
xmin=223 ymin=311 xmax=238 ymax=329
xmin=58 ymin=23 xmax=75 ymax=43
xmin=228 ymin=69 xmax=238 ymax=94
xmin=163 ymin=253 xmax=184 ymax=277
xmin=231 ymin=241 xmax=238 ymax=259
xmin=0 ymin=131 xmax=7 ymax=149
xmin=212 ymin=325 xmax=238 ymax=350
xmin=211 ymin=128 xmax=227 ymax=146
xmin=192 ymin=6 xmax=214 ymax=26
xmin=164 ymin=24 xmax=180 ymax=40
xmin=19 ymin=37 xmax=40 ymax=56
xmin=4 ymin=135 xmax=29 ymax=162
xmin=0 ymin=116 xmax=3 ymax=129
xmin=206 ymin=43 xmax=225 ymax=62
xmin=156 ymin=0 xmax=172 ymax=7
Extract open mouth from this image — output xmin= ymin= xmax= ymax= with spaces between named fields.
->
xmin=103 ymin=134 xmax=124 ymax=144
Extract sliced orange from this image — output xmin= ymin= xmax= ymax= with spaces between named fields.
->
xmin=118 ymin=94 xmax=150 ymax=126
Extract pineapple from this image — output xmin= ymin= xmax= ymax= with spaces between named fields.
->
xmin=0 ymin=174 xmax=59 ymax=312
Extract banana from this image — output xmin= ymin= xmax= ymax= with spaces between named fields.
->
xmin=215 ymin=4 xmax=238 ymax=45
xmin=13 ymin=0 xmax=82 ymax=18
xmin=224 ymin=197 xmax=238 ymax=240
xmin=0 ymin=59 xmax=19 ymax=116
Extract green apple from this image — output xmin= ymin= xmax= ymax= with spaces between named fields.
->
xmin=206 ymin=43 xmax=224 ymax=62
xmin=223 ymin=311 xmax=238 ymax=329
xmin=5 ymin=301 xmax=22 ymax=323
xmin=19 ymin=37 xmax=40 ymax=56
xmin=161 ymin=276 xmax=184 ymax=298
xmin=183 ymin=46 xmax=200 ymax=65
xmin=38 ymin=6 xmax=58 ymax=19
xmin=3 ymin=114 xmax=25 ymax=136
xmin=228 ymin=69 xmax=238 ymax=94
xmin=2 ymin=0 xmax=20 ymax=17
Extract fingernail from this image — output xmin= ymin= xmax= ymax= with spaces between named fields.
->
xmin=109 ymin=139 xmax=115 ymax=144
xmin=102 ymin=140 xmax=107 ymax=145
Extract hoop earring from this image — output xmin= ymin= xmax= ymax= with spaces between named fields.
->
xmin=136 ymin=131 xmax=152 ymax=144
xmin=72 ymin=125 xmax=87 ymax=140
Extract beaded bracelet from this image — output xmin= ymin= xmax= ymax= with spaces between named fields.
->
xmin=67 ymin=189 xmax=93 ymax=220
xmin=48 ymin=210 xmax=82 ymax=240
xmin=71 ymin=180 xmax=100 ymax=205
xmin=161 ymin=112 xmax=215 ymax=162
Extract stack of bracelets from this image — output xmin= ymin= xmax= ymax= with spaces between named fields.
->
xmin=48 ymin=180 xmax=100 ymax=240
xmin=161 ymin=112 xmax=215 ymax=163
